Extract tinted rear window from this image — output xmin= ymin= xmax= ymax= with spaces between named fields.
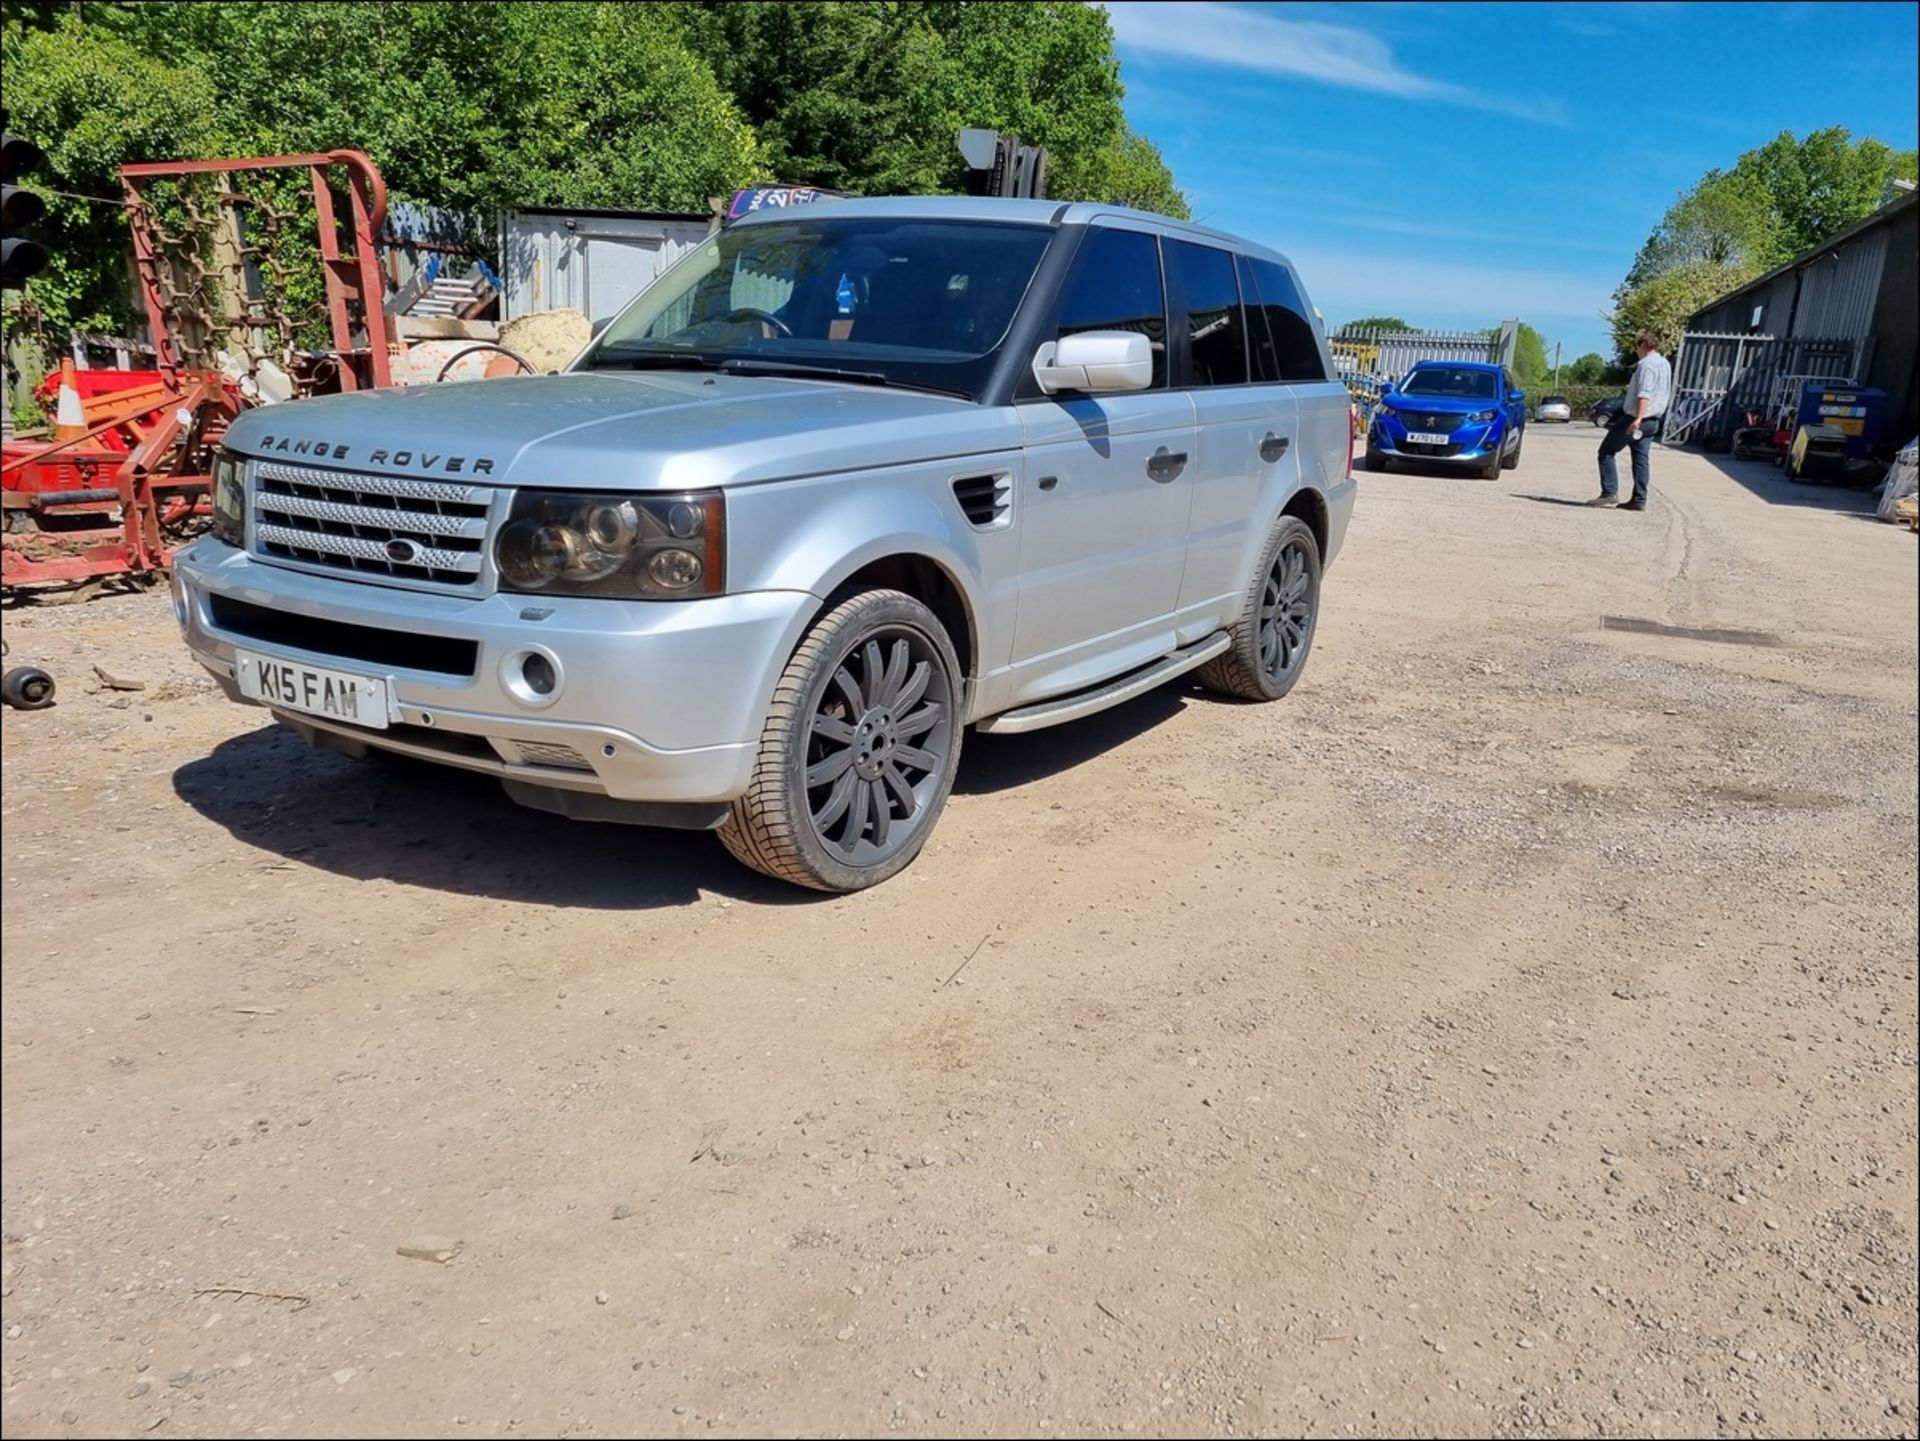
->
xmin=1240 ymin=256 xmax=1281 ymax=384
xmin=1167 ymin=240 xmax=1248 ymax=387
xmin=1245 ymin=258 xmax=1327 ymax=383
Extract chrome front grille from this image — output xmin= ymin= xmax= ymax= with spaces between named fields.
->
xmin=250 ymin=460 xmax=496 ymax=589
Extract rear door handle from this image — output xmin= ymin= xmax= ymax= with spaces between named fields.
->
xmin=1146 ymin=447 xmax=1188 ymax=482
xmin=1260 ymin=433 xmax=1290 ymax=463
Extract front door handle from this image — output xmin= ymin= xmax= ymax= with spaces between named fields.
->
xmin=1260 ymin=433 xmax=1291 ymax=463
xmin=1146 ymin=447 xmax=1188 ymax=482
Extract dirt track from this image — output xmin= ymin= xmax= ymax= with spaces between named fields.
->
xmin=3 ymin=423 xmax=1916 ymax=1438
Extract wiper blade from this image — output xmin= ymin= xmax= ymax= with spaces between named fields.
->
xmin=587 ymin=347 xmax=724 ymax=371
xmin=716 ymin=359 xmax=894 ymax=385
xmin=715 ymin=359 xmax=965 ymax=399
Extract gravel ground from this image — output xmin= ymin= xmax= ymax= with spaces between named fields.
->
xmin=2 ymin=423 xmax=1916 ymax=1438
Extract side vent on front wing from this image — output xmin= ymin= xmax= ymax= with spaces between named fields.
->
xmin=951 ymin=472 xmax=1012 ymax=529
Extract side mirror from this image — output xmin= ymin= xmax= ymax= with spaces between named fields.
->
xmin=1032 ymin=330 xmax=1152 ymax=395
xmin=590 ymin=315 xmax=613 ymax=340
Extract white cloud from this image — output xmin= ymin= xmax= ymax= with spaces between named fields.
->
xmin=1104 ymin=2 xmax=1568 ymax=125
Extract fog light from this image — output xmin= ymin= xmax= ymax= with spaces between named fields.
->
xmin=500 ymin=646 xmax=564 ymax=708
xmin=522 ymin=652 xmax=556 ymax=696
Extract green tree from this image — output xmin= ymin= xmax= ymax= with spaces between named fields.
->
xmin=1565 ymin=352 xmax=1611 ymax=385
xmin=1611 ymin=261 xmax=1756 ymax=362
xmin=1734 ymin=126 xmax=1917 ymax=260
xmin=674 ymin=1 xmax=1183 ymax=209
xmin=674 ymin=1 xmax=950 ymax=194
xmin=1625 ymin=167 xmax=1777 ymax=288
xmin=1505 ymin=321 xmax=1550 ymax=391
xmin=1615 ymin=126 xmax=1915 ymax=357
xmin=1080 ymin=129 xmax=1188 ymax=218
xmin=1 ymin=13 xmax=222 ymax=336
xmin=1342 ymin=316 xmax=1413 ymax=332
xmin=3 ymin=0 xmax=1183 ymax=364
xmin=102 ymin=1 xmax=761 ymax=213
xmin=926 ymin=0 xmax=1126 ymax=200
xmin=486 ymin=3 xmax=762 ymax=211
xmin=2 ymin=2 xmax=766 ymax=340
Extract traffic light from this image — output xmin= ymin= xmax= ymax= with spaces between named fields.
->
xmin=3 ymin=132 xmax=50 ymax=290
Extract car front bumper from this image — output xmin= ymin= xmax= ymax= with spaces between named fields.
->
xmin=1370 ymin=414 xmax=1503 ymax=463
xmin=172 ymin=539 xmax=817 ymax=812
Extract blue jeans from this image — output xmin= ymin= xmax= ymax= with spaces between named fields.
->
xmin=1598 ymin=414 xmax=1660 ymax=504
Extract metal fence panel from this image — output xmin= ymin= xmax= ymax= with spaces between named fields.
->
xmin=1329 ymin=326 xmax=1505 ymax=383
xmin=1667 ymin=331 xmax=1859 ymax=446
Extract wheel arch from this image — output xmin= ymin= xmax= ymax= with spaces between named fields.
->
xmin=822 ymin=550 xmax=979 ymax=686
xmin=1280 ymin=484 xmax=1330 ymax=561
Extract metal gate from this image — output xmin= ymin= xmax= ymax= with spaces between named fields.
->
xmin=1667 ymin=331 xmax=1860 ymax=447
xmin=1328 ymin=324 xmax=1513 ymax=382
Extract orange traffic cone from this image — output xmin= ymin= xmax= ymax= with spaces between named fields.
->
xmin=52 ymin=358 xmax=88 ymax=440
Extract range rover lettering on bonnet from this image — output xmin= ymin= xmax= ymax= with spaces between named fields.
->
xmin=255 ymin=434 xmax=497 ymax=475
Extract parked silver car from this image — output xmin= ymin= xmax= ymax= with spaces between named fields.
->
xmin=174 ymin=198 xmax=1356 ymax=891
xmin=1535 ymin=394 xmax=1572 ymax=423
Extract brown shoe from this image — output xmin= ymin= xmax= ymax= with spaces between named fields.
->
xmin=1618 ymin=500 xmax=1646 ymax=511
xmin=1585 ymin=494 xmax=1618 ymax=506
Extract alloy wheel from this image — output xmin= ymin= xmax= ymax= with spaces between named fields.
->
xmin=804 ymin=627 xmax=954 ymax=864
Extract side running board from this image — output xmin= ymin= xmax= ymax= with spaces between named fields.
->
xmin=976 ymin=632 xmax=1231 ymax=735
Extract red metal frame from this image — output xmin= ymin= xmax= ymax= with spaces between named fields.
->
xmin=2 ymin=378 xmax=235 ymax=587
xmin=121 ymin=149 xmax=391 ymax=390
xmin=5 ymin=152 xmax=394 ymax=590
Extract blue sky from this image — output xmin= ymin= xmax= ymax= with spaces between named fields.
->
xmin=1105 ymin=1 xmax=1920 ymax=363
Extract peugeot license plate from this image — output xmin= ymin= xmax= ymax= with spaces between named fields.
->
xmin=1406 ymin=431 xmax=1450 ymax=446
xmin=236 ymin=651 xmax=389 ymax=729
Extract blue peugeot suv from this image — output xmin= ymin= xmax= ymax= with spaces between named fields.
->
xmin=1365 ymin=361 xmax=1526 ymax=479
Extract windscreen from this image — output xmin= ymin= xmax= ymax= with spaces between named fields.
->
xmin=1401 ymin=366 xmax=1499 ymax=400
xmin=580 ymin=217 xmax=1054 ymax=399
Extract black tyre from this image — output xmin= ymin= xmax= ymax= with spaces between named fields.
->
xmin=1501 ymin=424 xmax=1524 ymax=470
xmin=1195 ymin=515 xmax=1322 ymax=702
xmin=1477 ymin=439 xmax=1502 ymax=481
xmin=1 ymin=666 xmax=56 ymax=710
xmin=1364 ymin=445 xmax=1389 ymax=473
xmin=719 ymin=589 xmax=962 ymax=893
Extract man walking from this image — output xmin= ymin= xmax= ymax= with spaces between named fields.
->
xmin=1588 ymin=330 xmax=1672 ymax=511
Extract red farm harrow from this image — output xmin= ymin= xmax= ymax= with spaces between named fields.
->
xmin=3 ymin=150 xmax=392 ymax=592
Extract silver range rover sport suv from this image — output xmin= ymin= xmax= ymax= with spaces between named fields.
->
xmin=174 ymin=197 xmax=1357 ymax=892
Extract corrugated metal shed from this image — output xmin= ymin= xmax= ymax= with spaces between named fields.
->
xmin=1792 ymin=226 xmax=1888 ymax=345
xmin=1682 ymin=190 xmax=1917 ymax=440
xmin=1690 ymin=270 xmax=1796 ymax=335
xmin=1685 ymin=190 xmax=1916 ymax=347
xmin=500 ymin=207 xmax=712 ymax=323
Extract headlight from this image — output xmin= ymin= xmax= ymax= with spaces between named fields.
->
xmin=210 ymin=451 xmax=246 ymax=546
xmin=1467 ymin=408 xmax=1497 ymax=423
xmin=493 ymin=489 xmax=725 ymax=599
xmin=1375 ymin=401 xmax=1396 ymax=417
